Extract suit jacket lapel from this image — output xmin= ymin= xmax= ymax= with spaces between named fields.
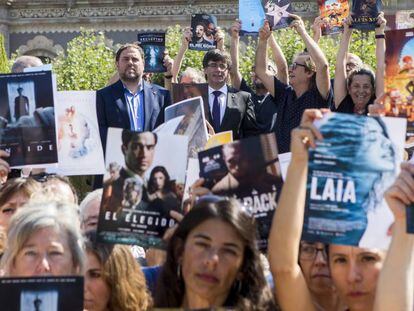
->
xmin=113 ymin=80 xmax=131 ymax=129
xmin=143 ymin=81 xmax=155 ymax=131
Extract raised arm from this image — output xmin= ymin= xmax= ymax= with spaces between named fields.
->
xmin=375 ymin=12 xmax=386 ymax=99
xmin=311 ymin=15 xmax=323 ymax=44
xmin=163 ymin=53 xmax=174 ymax=92
xmin=229 ymin=20 xmax=243 ymax=90
xmin=255 ymin=20 xmax=276 ymax=97
xmin=334 ymin=17 xmax=353 ymax=108
xmin=171 ymin=27 xmax=192 ymax=83
xmin=268 ymin=109 xmax=324 ymax=311
xmin=290 ymin=14 xmax=330 ymax=99
xmin=269 ymin=33 xmax=288 ymax=85
xmin=374 ymin=162 xmax=414 ymax=311
xmin=215 ymin=27 xmax=225 ymax=52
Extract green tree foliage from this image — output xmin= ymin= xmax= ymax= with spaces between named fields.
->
xmin=0 ymin=34 xmax=9 ymax=73
xmin=52 ymin=29 xmax=116 ymax=91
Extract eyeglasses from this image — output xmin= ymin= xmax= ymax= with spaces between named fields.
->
xmin=289 ymin=62 xmax=308 ymax=71
xmin=299 ymin=243 xmax=328 ymax=261
xmin=207 ymin=63 xmax=228 ymax=70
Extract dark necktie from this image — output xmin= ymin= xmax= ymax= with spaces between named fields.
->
xmin=212 ymin=90 xmax=221 ymax=132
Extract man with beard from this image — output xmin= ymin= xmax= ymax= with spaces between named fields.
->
xmin=229 ymin=20 xmax=288 ymax=133
xmin=96 ymin=43 xmax=171 ymax=151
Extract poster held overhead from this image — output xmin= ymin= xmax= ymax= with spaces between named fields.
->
xmin=137 ymin=32 xmax=166 ymax=73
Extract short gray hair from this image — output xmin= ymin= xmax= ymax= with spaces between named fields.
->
xmin=11 ymin=55 xmax=43 ymax=73
xmin=0 ymin=201 xmax=85 ymax=276
xmin=180 ymin=67 xmax=206 ymax=83
xmin=79 ymin=188 xmax=103 ymax=219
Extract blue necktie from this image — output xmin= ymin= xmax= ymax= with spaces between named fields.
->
xmin=212 ymin=90 xmax=221 ymax=132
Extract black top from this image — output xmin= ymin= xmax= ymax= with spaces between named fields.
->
xmin=332 ymin=94 xmax=374 ymax=115
xmin=240 ymin=78 xmax=278 ymax=132
xmin=273 ymin=77 xmax=333 ymax=154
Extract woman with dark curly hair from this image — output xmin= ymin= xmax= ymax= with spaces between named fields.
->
xmin=154 ymin=198 xmax=277 ymax=310
xmin=84 ymin=237 xmax=152 ymax=311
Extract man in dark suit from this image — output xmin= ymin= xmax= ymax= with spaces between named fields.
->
xmin=96 ymin=43 xmax=171 ymax=151
xmin=202 ymin=49 xmax=258 ymax=140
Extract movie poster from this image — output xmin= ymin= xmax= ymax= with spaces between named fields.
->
xmin=0 ymin=71 xmax=57 ymax=167
xmin=351 ymin=0 xmax=381 ymax=30
xmin=302 ymin=113 xmax=406 ymax=249
xmin=52 ymin=91 xmax=105 ymax=176
xmin=384 ymin=28 xmax=414 ymax=143
xmin=318 ymin=0 xmax=349 ymax=35
xmin=189 ymin=14 xmax=217 ymax=51
xmin=0 ymin=276 xmax=83 ymax=311
xmin=396 ymin=10 xmax=414 ymax=30
xmin=137 ymin=32 xmax=166 ymax=73
xmin=97 ymin=128 xmax=188 ymax=248
xmin=162 ymin=97 xmax=208 ymax=158
xmin=239 ymin=0 xmax=292 ymax=34
xmin=198 ymin=133 xmax=283 ymax=249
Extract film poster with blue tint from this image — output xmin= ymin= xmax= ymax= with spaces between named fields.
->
xmin=384 ymin=29 xmax=414 ymax=146
xmin=318 ymin=0 xmax=350 ymax=36
xmin=189 ymin=14 xmax=217 ymax=51
xmin=302 ymin=113 xmax=406 ymax=249
xmin=138 ymin=32 xmax=166 ymax=73
xmin=97 ymin=129 xmax=188 ymax=249
xmin=351 ymin=0 xmax=381 ymax=30
xmin=198 ymin=133 xmax=283 ymax=250
xmin=0 ymin=71 xmax=57 ymax=167
xmin=0 ymin=276 xmax=83 ymax=311
xmin=239 ymin=0 xmax=292 ymax=34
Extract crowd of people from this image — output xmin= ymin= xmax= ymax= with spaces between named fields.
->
xmin=0 ymin=10 xmax=413 ymax=311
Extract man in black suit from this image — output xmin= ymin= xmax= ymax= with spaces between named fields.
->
xmin=96 ymin=43 xmax=171 ymax=150
xmin=202 ymin=49 xmax=258 ymax=139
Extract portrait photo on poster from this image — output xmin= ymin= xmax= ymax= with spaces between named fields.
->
xmin=97 ymin=128 xmax=188 ymax=248
xmin=0 ymin=71 xmax=57 ymax=167
xmin=198 ymin=132 xmax=283 ymax=250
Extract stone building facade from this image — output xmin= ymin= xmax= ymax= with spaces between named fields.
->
xmin=0 ymin=0 xmax=407 ymax=59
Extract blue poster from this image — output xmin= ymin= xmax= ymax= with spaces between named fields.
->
xmin=302 ymin=113 xmax=406 ymax=249
xmin=239 ymin=0 xmax=266 ymax=34
xmin=239 ymin=0 xmax=292 ymax=34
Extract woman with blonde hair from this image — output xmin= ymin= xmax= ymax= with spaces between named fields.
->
xmin=0 ymin=200 xmax=84 ymax=276
xmin=84 ymin=234 xmax=152 ymax=311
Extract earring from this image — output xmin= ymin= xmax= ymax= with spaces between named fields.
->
xmin=177 ymin=263 xmax=182 ymax=280
xmin=233 ymin=279 xmax=242 ymax=294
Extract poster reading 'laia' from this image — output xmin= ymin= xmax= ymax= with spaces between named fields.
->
xmin=302 ymin=113 xmax=406 ymax=250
